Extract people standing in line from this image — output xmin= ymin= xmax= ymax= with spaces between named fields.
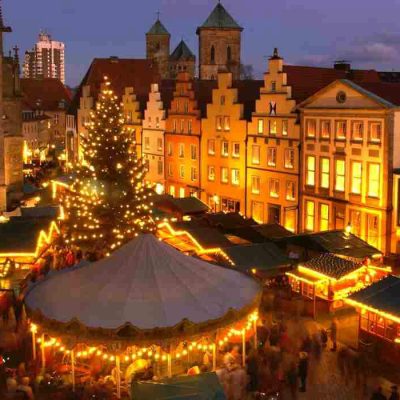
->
xmin=298 ymin=352 xmax=308 ymax=393
xmin=389 ymin=386 xmax=399 ymax=400
xmin=329 ymin=318 xmax=338 ymax=352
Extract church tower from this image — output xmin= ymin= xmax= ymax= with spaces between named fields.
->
xmin=146 ymin=16 xmax=170 ymax=79
xmin=196 ymin=2 xmax=242 ymax=80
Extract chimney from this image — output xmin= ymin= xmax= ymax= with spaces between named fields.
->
xmin=334 ymin=60 xmax=351 ymax=73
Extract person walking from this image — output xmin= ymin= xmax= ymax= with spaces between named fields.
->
xmin=329 ymin=318 xmax=338 ymax=352
xmin=389 ymin=386 xmax=399 ymax=400
xmin=298 ymin=352 xmax=308 ymax=393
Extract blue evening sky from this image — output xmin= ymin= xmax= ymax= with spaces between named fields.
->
xmin=5 ymin=0 xmax=400 ymax=86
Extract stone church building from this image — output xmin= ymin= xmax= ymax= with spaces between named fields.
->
xmin=146 ymin=2 xmax=242 ymax=80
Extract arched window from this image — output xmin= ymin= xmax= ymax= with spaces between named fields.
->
xmin=211 ymin=46 xmax=215 ymax=63
xmin=227 ymin=46 xmax=232 ymax=62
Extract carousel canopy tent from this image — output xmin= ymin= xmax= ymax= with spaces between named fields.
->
xmin=26 ymin=234 xmax=260 ymax=332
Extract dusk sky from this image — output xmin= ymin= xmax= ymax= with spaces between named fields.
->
xmin=5 ymin=0 xmax=400 ymax=86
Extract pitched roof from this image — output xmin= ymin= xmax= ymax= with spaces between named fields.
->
xmin=21 ymin=78 xmax=71 ymax=111
xmin=147 ymin=19 xmax=170 ymax=36
xmin=348 ymin=275 xmax=400 ymax=317
xmin=154 ymin=194 xmax=209 ymax=215
xmin=170 ymin=40 xmax=195 ymax=61
xmin=198 ymin=3 xmax=242 ymax=31
xmin=68 ymin=58 xmax=160 ymax=115
xmin=234 ymin=79 xmax=263 ymax=120
xmin=352 ymin=81 xmax=400 ymax=106
xmin=302 ymin=253 xmax=363 ymax=280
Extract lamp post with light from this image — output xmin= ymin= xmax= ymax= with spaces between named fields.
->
xmin=212 ymin=194 xmax=219 ymax=213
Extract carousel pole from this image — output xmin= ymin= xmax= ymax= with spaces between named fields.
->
xmin=241 ymin=330 xmax=246 ymax=367
xmin=41 ymin=333 xmax=46 ymax=371
xmin=116 ymin=355 xmax=121 ymax=399
xmin=71 ymin=350 xmax=76 ymax=392
xmin=30 ymin=324 xmax=37 ymax=360
xmin=167 ymin=353 xmax=172 ymax=378
xmin=212 ymin=343 xmax=216 ymax=371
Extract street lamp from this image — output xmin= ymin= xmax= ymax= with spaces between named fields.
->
xmin=212 ymin=194 xmax=219 ymax=213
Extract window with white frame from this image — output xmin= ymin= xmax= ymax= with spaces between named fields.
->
xmin=306 ymin=156 xmax=316 ymax=186
xmin=269 ymin=179 xmax=279 ymax=198
xmin=190 ymin=144 xmax=197 ymax=160
xmin=224 ymin=116 xmax=230 ymax=131
xmin=351 ymin=161 xmax=362 ymax=195
xmin=352 ymin=121 xmax=363 ymax=141
xmin=221 ymin=141 xmax=229 ymax=157
xmin=191 ymin=167 xmax=197 ymax=181
xmin=267 ymin=148 xmax=277 ymax=167
xmin=231 ymin=169 xmax=240 ymax=186
xmin=208 ymin=166 xmax=215 ymax=181
xmin=320 ymin=204 xmax=329 ymax=231
xmin=320 ymin=158 xmax=330 ymax=189
xmin=305 ymin=200 xmax=315 ymax=231
xmin=286 ymin=181 xmax=296 ymax=201
xmin=335 ymin=159 xmax=345 ymax=192
xmin=320 ymin=120 xmax=331 ymax=139
xmin=282 ymin=120 xmax=288 ymax=136
xmin=252 ymin=176 xmax=260 ymax=194
xmin=336 ymin=121 xmax=347 ymax=140
xmin=269 ymin=120 xmax=278 ymax=135
xmin=252 ymin=145 xmax=260 ymax=164
xmin=216 ymin=116 xmax=223 ymax=131
xmin=179 ymin=143 xmax=185 ymax=158
xmin=179 ymin=165 xmax=185 ymax=178
xmin=232 ymin=143 xmax=240 ymax=158
xmin=208 ymin=139 xmax=215 ymax=155
xmin=284 ymin=148 xmax=294 ymax=169
xmin=368 ymin=163 xmax=380 ymax=198
xmin=369 ymin=122 xmax=382 ymax=143
xmin=180 ymin=119 xmax=185 ymax=133
xmin=257 ymin=119 xmax=264 ymax=134
xmin=306 ymin=119 xmax=316 ymax=138
xmin=157 ymin=138 xmax=163 ymax=152
xmin=221 ymin=167 xmax=229 ymax=183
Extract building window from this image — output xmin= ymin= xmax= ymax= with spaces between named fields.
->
xmin=284 ymin=148 xmax=294 ymax=169
xmin=252 ymin=145 xmax=260 ymax=165
xmin=350 ymin=210 xmax=361 ymax=237
xmin=368 ymin=163 xmax=380 ymax=198
xmin=179 ymin=143 xmax=184 ymax=158
xmin=267 ymin=148 xmax=277 ymax=167
xmin=157 ymin=160 xmax=163 ymax=175
xmin=269 ymin=179 xmax=279 ymax=198
xmin=232 ymin=143 xmax=240 ymax=158
xmin=208 ymin=166 xmax=215 ymax=181
xmin=168 ymin=163 xmax=173 ymax=176
xmin=320 ymin=158 xmax=330 ymax=189
xmin=216 ymin=116 xmax=223 ymax=131
xmin=366 ymin=214 xmax=379 ymax=248
xmin=170 ymin=185 xmax=175 ymax=197
xmin=286 ymin=181 xmax=296 ymax=201
xmin=180 ymin=119 xmax=185 ymax=133
xmin=184 ymin=102 xmax=188 ymax=113
xmin=269 ymin=120 xmax=278 ymax=135
xmin=190 ymin=144 xmax=197 ymax=160
xmin=320 ymin=204 xmax=330 ymax=231
xmin=191 ymin=167 xmax=197 ymax=181
xmin=221 ymin=141 xmax=229 ymax=157
xmin=352 ymin=121 xmax=363 ymax=141
xmin=351 ymin=161 xmax=362 ymax=195
xmin=179 ymin=165 xmax=185 ymax=178
xmin=336 ymin=121 xmax=347 ymax=140
xmin=282 ymin=120 xmax=288 ymax=136
xmin=221 ymin=167 xmax=229 ymax=183
xmin=335 ymin=159 xmax=346 ymax=192
xmin=306 ymin=119 xmax=316 ymax=138
xmin=227 ymin=46 xmax=232 ymax=62
xmin=156 ymin=117 xmax=160 ymax=129
xmin=220 ymin=96 xmax=225 ymax=105
xmin=369 ymin=122 xmax=382 ymax=143
xmin=208 ymin=139 xmax=215 ymax=155
xmin=231 ymin=169 xmax=240 ymax=186
xmin=173 ymin=119 xmax=177 ymax=132
xmin=252 ymin=176 xmax=260 ymax=194
xmin=257 ymin=119 xmax=264 ymax=134
xmin=157 ymin=138 xmax=163 ymax=152
xmin=167 ymin=143 xmax=172 ymax=156
xmin=305 ymin=200 xmax=315 ymax=231
xmin=224 ymin=116 xmax=230 ymax=131
xmin=211 ymin=46 xmax=215 ymax=63
xmin=148 ymin=117 xmax=152 ymax=127
xmin=320 ymin=120 xmax=331 ymax=139
xmin=179 ymin=188 xmax=185 ymax=198
xmin=271 ymin=81 xmax=276 ymax=92
xmin=188 ymin=119 xmax=192 ymax=133
xmin=306 ymin=156 xmax=316 ymax=186
xmin=144 ymin=137 xmax=150 ymax=151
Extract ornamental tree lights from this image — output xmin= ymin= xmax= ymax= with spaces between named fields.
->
xmin=62 ymin=77 xmax=155 ymax=253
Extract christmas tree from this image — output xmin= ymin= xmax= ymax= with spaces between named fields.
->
xmin=62 ymin=77 xmax=155 ymax=254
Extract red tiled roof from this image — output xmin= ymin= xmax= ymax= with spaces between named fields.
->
xmin=69 ymin=58 xmax=161 ymax=115
xmin=283 ymin=65 xmax=381 ymax=103
xmin=21 ymin=78 xmax=71 ymax=111
xmin=353 ymin=81 xmax=400 ymax=106
xmin=234 ymin=79 xmax=263 ymax=120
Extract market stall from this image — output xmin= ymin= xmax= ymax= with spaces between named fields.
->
xmin=25 ymin=234 xmax=261 ymax=398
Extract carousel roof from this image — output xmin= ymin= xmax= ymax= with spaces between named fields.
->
xmin=26 ymin=234 xmax=260 ymax=331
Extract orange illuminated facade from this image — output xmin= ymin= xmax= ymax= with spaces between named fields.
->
xmin=122 ymin=87 xmax=143 ymax=157
xmin=299 ymin=80 xmax=400 ymax=253
xmin=165 ymin=72 xmax=202 ymax=198
xmin=201 ymin=72 xmax=248 ymax=213
xmin=246 ymin=50 xmax=299 ymax=232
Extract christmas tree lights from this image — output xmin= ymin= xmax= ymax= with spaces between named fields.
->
xmin=62 ymin=77 xmax=155 ymax=253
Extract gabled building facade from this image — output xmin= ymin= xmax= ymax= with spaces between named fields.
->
xmin=299 ymin=79 xmax=400 ymax=254
xmin=246 ymin=49 xmax=300 ymax=232
xmin=142 ymin=83 xmax=166 ymax=188
xmin=122 ymin=87 xmax=142 ymax=157
xmin=165 ymin=72 xmax=202 ymax=198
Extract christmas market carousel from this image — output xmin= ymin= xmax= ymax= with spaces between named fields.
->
xmin=25 ymin=234 xmax=261 ymax=397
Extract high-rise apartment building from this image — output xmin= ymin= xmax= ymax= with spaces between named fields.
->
xmin=23 ymin=31 xmax=65 ymax=84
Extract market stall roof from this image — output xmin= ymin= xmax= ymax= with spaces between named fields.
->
xmin=276 ymin=230 xmax=381 ymax=259
xmin=223 ymin=242 xmax=290 ymax=274
xmin=204 ymin=212 xmax=256 ymax=230
xmin=0 ymin=217 xmax=55 ymax=253
xmin=26 ymin=234 xmax=260 ymax=331
xmin=228 ymin=224 xmax=292 ymax=244
xmin=301 ymin=253 xmax=363 ymax=280
xmin=347 ymin=275 xmax=400 ymax=317
xmin=154 ymin=194 xmax=209 ymax=216
xmin=131 ymin=372 xmax=226 ymax=400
